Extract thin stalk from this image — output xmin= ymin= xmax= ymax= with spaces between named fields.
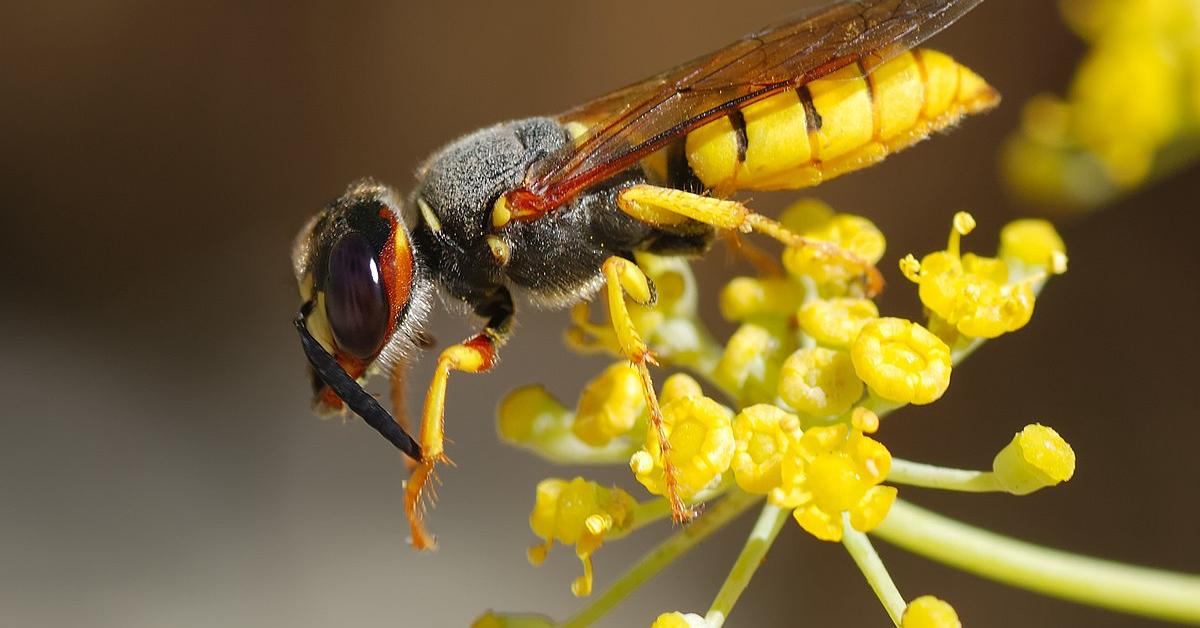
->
xmin=705 ymin=503 xmax=790 ymax=627
xmin=842 ymin=515 xmax=907 ymax=626
xmin=888 ymin=459 xmax=1003 ymax=493
xmin=873 ymin=499 xmax=1200 ymax=625
xmin=559 ymin=491 xmax=761 ymax=628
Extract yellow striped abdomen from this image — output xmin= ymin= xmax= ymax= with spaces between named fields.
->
xmin=681 ymin=48 xmax=1000 ymax=194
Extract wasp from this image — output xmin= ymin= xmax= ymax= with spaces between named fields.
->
xmin=292 ymin=0 xmax=997 ymax=549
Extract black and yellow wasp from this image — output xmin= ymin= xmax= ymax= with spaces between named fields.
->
xmin=292 ymin=0 xmax=997 ymax=548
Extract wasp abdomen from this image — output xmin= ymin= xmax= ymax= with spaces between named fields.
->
xmin=681 ymin=48 xmax=999 ymax=194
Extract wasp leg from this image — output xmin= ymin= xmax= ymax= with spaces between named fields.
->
xmin=389 ymin=371 xmax=419 ymax=472
xmin=618 ymin=184 xmax=883 ymax=296
xmin=404 ymin=288 xmax=513 ymax=550
xmin=601 ymin=255 xmax=695 ymax=524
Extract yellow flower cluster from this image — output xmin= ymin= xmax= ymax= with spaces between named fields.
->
xmin=493 ymin=199 xmax=1078 ymax=622
xmin=902 ymin=212 xmax=1037 ymax=340
xmin=1005 ymin=0 xmax=1200 ymax=208
xmin=528 ymin=477 xmax=636 ymax=597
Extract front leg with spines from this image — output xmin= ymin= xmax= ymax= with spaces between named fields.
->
xmin=404 ymin=288 xmax=513 ymax=550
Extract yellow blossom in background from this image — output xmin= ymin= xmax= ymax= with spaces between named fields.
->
xmin=659 ymin=372 xmax=704 ymax=405
xmin=497 ymin=384 xmax=569 ymax=446
xmin=573 ymin=362 xmax=646 ymax=447
xmin=528 ymin=477 xmax=636 ymax=597
xmin=999 ymin=219 xmax=1068 ymax=271
xmin=714 ymin=321 xmax=794 ymax=406
xmin=798 ymin=297 xmax=879 ymax=347
xmin=731 ymin=404 xmax=802 ymax=494
xmin=719 ymin=277 xmax=806 ymax=322
xmin=631 ymin=396 xmax=735 ymax=499
xmin=1005 ymin=0 xmax=1200 ymax=208
xmin=771 ymin=420 xmax=896 ymax=542
xmin=852 ymin=318 xmax=952 ymax=405
xmin=992 ymin=424 xmax=1077 ymax=495
xmin=778 ymin=347 xmax=863 ymax=417
xmin=902 ymin=596 xmax=962 ymax=628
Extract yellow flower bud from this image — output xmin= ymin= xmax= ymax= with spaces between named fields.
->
xmin=660 ymin=372 xmax=704 ymax=406
xmin=650 ymin=612 xmax=708 ymax=628
xmin=851 ymin=318 xmax=952 ymax=405
xmin=632 ymin=396 xmax=735 ymax=499
xmin=714 ymin=322 xmax=793 ymax=405
xmin=528 ymin=477 xmax=635 ymax=597
xmin=731 ymin=405 xmax=801 ymax=494
xmin=992 ymin=424 xmax=1076 ymax=495
xmin=719 ymin=277 xmax=806 ymax=322
xmin=798 ymin=298 xmax=879 ymax=347
xmin=573 ymin=362 xmax=646 ymax=447
xmin=779 ymin=197 xmax=835 ymax=233
xmin=902 ymin=596 xmax=961 ymax=628
xmin=778 ymin=347 xmax=864 ymax=417
xmin=1000 ymin=219 xmax=1067 ymax=269
xmin=497 ymin=385 xmax=569 ymax=444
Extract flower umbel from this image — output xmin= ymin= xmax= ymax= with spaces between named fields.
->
xmin=486 ymin=202 xmax=1199 ymax=628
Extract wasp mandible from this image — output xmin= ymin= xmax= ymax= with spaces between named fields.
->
xmin=292 ymin=0 xmax=997 ymax=549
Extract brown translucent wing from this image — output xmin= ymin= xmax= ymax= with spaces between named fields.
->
xmin=507 ymin=0 xmax=983 ymax=214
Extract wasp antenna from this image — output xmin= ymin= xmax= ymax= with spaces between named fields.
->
xmin=295 ymin=301 xmax=423 ymax=462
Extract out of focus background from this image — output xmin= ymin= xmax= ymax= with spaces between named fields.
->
xmin=2 ymin=1 xmax=1197 ymax=626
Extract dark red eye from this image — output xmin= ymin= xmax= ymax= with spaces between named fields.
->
xmin=325 ymin=231 xmax=389 ymax=360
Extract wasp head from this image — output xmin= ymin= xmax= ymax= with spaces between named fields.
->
xmin=292 ymin=179 xmax=432 ymax=415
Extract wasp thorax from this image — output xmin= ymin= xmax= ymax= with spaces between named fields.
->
xmin=325 ymin=230 xmax=389 ymax=360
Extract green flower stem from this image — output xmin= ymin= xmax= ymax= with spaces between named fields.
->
xmin=618 ymin=482 xmax=736 ymax=539
xmin=842 ymin=515 xmax=907 ymax=626
xmin=873 ymin=499 xmax=1200 ymax=624
xmin=705 ymin=503 xmax=790 ymax=627
xmin=888 ymin=459 xmax=1003 ymax=492
xmin=559 ymin=491 xmax=762 ymax=628
xmin=512 ymin=431 xmax=637 ymax=466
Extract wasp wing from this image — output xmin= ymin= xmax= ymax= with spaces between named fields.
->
xmin=510 ymin=0 xmax=983 ymax=212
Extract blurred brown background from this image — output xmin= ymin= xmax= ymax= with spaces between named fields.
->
xmin=2 ymin=1 xmax=1197 ymax=626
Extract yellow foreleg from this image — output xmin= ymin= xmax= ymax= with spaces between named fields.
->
xmin=404 ymin=334 xmax=499 ymax=550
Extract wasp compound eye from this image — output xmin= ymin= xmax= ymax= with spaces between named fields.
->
xmin=325 ymin=231 xmax=389 ymax=359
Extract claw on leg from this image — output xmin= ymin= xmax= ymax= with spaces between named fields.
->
xmin=601 ymin=256 xmax=695 ymax=523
